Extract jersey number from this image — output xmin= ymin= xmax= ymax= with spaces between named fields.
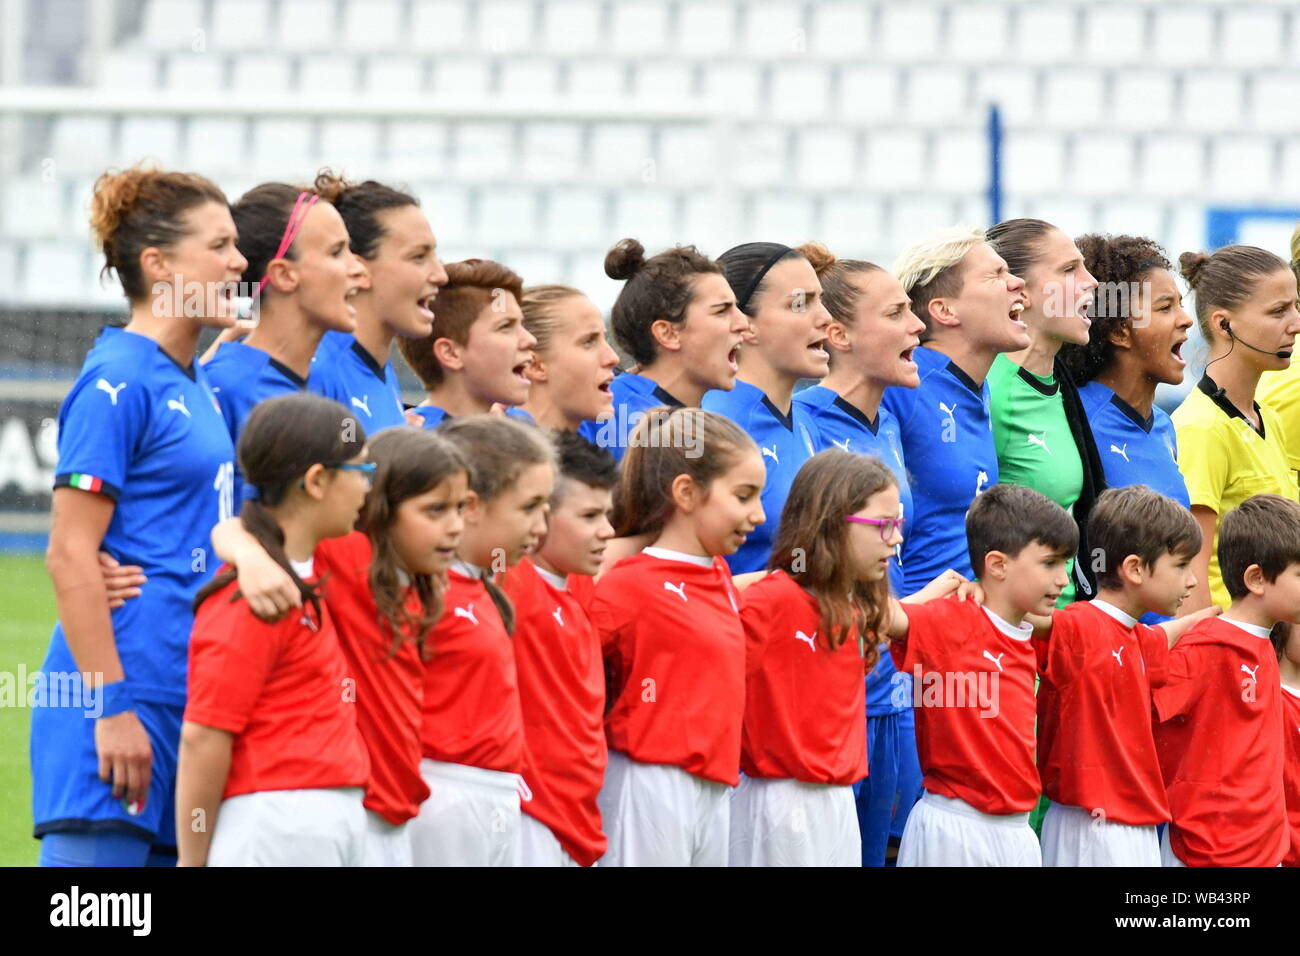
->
xmin=214 ymin=461 xmax=235 ymax=522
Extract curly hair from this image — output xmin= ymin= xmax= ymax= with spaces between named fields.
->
xmin=1058 ymin=234 xmax=1172 ymax=384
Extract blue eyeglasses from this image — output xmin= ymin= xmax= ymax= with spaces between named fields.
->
xmin=332 ymin=462 xmax=377 ymax=484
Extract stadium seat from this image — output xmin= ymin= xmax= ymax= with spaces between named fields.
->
xmin=99 ymin=50 xmax=160 ymax=89
xmin=1014 ymin=7 xmax=1078 ymax=65
xmin=501 ymin=249 xmax=565 ymax=287
xmin=930 ymin=130 xmax=988 ymax=192
xmin=454 ymin=123 xmax=516 ymax=181
xmin=1081 ymin=7 xmax=1145 ymax=64
xmin=251 ymin=118 xmax=318 ymax=178
xmin=1222 ymin=9 xmax=1285 ymax=66
xmin=612 ymin=189 xmax=678 ymax=250
xmin=1111 ymin=72 xmax=1176 ymax=129
xmin=23 ymin=241 xmax=90 ymax=303
xmin=864 ymin=129 xmax=928 ymax=191
xmin=567 ymin=61 xmax=630 ymax=100
xmin=542 ymin=1 xmax=603 ymax=53
xmin=275 ymin=0 xmax=338 ymax=51
xmin=657 ymin=125 xmax=720 ymax=188
xmin=946 ymin=4 xmax=1012 ymax=64
xmin=141 ymin=0 xmax=204 ymax=50
xmin=1138 ymin=135 xmax=1207 ymax=199
xmin=365 ymin=56 xmax=427 ymax=94
xmin=1180 ymin=73 xmax=1246 ymax=132
xmin=973 ymin=66 xmax=1040 ymax=125
xmin=838 ymin=65 xmax=902 ymax=123
xmin=633 ymin=63 xmax=696 ymax=106
xmin=1150 ymin=9 xmax=1215 ymax=67
xmin=520 ymin=123 xmax=585 ymax=183
xmin=416 ymin=186 xmax=473 ymax=245
xmin=543 ymin=187 xmax=608 ymax=247
xmin=478 ymin=188 xmax=541 ymax=245
xmin=611 ymin=2 xmax=671 ymax=55
xmin=231 ymin=54 xmax=292 ymax=94
xmin=1250 ymin=75 xmax=1300 ymax=133
xmin=50 ymin=117 xmax=115 ymax=175
xmin=680 ymin=191 xmax=730 ymax=249
xmin=742 ymin=2 xmax=806 ymax=58
xmin=298 ymin=54 xmax=359 ymax=93
xmin=879 ymin=6 xmax=941 ymax=62
xmin=702 ymin=63 xmax=762 ymax=113
xmin=318 ymin=119 xmax=381 ymax=172
xmin=891 ymin=196 xmax=962 ymax=250
xmin=410 ymin=0 xmax=470 ymax=51
xmin=119 ymin=117 xmax=183 ymax=168
xmin=500 ymin=60 xmax=561 ymax=98
xmin=1208 ymin=137 xmax=1275 ymax=201
xmin=905 ymin=66 xmax=971 ymax=124
xmin=1099 ymin=199 xmax=1166 ymax=240
xmin=1071 ymin=134 xmax=1136 ymax=197
xmin=590 ymin=125 xmax=654 ymax=182
xmin=794 ymin=128 xmax=858 ymax=189
xmin=677 ymin=1 xmax=736 ymax=56
xmin=1041 ymin=69 xmax=1105 ymax=128
xmin=210 ymin=0 xmax=272 ymax=50
xmin=1004 ymin=131 xmax=1066 ymax=193
xmin=165 ymin=53 xmax=227 ymax=92
xmin=1281 ymin=141 xmax=1300 ymax=198
xmin=1028 ymin=197 xmax=1098 ymax=240
xmin=476 ymin=0 xmax=535 ymax=54
xmin=729 ymin=126 xmax=788 ymax=188
xmin=340 ymin=0 xmax=403 ymax=51
xmin=751 ymin=194 xmax=818 ymax=245
xmin=184 ymin=118 xmax=251 ymax=174
xmin=820 ymin=197 xmax=886 ymax=255
xmin=2 ymin=178 xmax=65 ymax=239
xmin=769 ymin=64 xmax=831 ymax=122
xmin=809 ymin=2 xmax=872 ymax=58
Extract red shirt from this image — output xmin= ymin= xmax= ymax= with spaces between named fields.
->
xmin=739 ymin=570 xmax=868 ymax=785
xmin=1152 ymin=616 xmax=1288 ymax=867
xmin=1036 ymin=600 xmax=1172 ymax=826
xmin=502 ymin=559 xmax=607 ymax=866
xmin=891 ymin=598 xmax=1039 ymax=815
xmin=186 ymin=570 xmax=369 ymax=799
xmin=421 ymin=567 xmax=525 ymax=773
xmin=590 ymin=549 xmax=745 ymax=786
xmin=1283 ymin=684 xmax=1300 ymax=867
xmin=315 ymin=532 xmax=429 ymax=826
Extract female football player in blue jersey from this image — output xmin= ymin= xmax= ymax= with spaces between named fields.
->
xmin=203 ymin=176 xmax=369 ymax=501
xmin=309 ymin=174 xmax=449 ymax=433
xmin=396 ymin=258 xmax=537 ymax=429
xmin=1060 ymin=234 xmax=1193 ymax=509
xmin=517 ymin=284 xmax=620 ymax=433
xmin=580 ymin=238 xmax=749 ymax=459
xmin=702 ymin=242 xmax=831 ymax=573
xmin=32 ymin=166 xmax=245 ymax=867
xmin=789 ymin=241 xmax=926 ymax=866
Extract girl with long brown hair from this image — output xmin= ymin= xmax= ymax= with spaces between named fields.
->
xmin=731 ymin=450 xmax=900 ymax=866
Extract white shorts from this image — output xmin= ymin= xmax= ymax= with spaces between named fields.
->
xmin=208 ymin=787 xmax=366 ymax=867
xmin=598 ymin=750 xmax=730 ymax=867
xmin=1160 ymin=825 xmax=1189 ymax=867
xmin=519 ymin=812 xmax=581 ymax=867
xmin=1041 ymin=803 xmax=1160 ymax=867
xmin=409 ymin=759 xmax=522 ymax=867
xmin=363 ymin=811 xmax=413 ymax=867
xmin=728 ymin=775 xmax=859 ymax=867
xmin=897 ymin=791 xmax=1041 ymax=867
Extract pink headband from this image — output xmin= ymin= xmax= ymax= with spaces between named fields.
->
xmin=256 ymin=192 xmax=320 ymax=297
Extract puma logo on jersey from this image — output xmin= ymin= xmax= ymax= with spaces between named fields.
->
xmin=939 ymin=401 xmax=956 ymax=424
xmin=1111 ymin=646 xmax=1124 ymax=666
xmin=167 ymin=395 xmax=190 ymax=418
xmin=453 ymin=604 xmax=478 ymax=626
xmin=794 ymin=629 xmax=817 ymax=652
xmin=663 ymin=581 xmax=687 ymax=602
xmin=831 ymin=437 xmax=852 ymax=452
xmin=1241 ymin=663 xmax=1259 ymax=681
xmin=975 ymin=470 xmax=990 ymax=495
xmin=552 ymin=606 xmax=564 ymax=628
xmin=299 ymin=612 xmax=318 ymax=632
xmin=96 ymin=379 xmax=126 ymax=405
xmin=762 ymin=445 xmax=780 ymax=464
xmin=351 ymin=395 xmax=371 ymax=417
xmin=1109 ymin=443 xmax=1130 ymax=462
xmin=1026 ymin=432 xmax=1050 ymax=454
xmin=983 ymin=649 xmax=1004 ymax=672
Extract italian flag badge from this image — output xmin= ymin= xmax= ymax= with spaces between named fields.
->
xmin=68 ymin=473 xmax=103 ymax=493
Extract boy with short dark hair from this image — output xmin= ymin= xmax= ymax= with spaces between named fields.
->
xmin=1154 ymin=493 xmax=1300 ymax=867
xmin=1272 ymin=621 xmax=1300 ymax=867
xmin=885 ymin=484 xmax=1077 ymax=866
xmin=1036 ymin=486 xmax=1215 ymax=866
xmin=501 ymin=431 xmax=617 ymax=867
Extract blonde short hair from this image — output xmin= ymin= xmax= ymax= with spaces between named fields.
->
xmin=891 ymin=225 xmax=985 ymax=335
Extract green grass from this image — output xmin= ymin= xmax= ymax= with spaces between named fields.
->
xmin=0 ymin=552 xmax=52 ymax=866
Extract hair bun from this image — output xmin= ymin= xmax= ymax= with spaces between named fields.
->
xmin=796 ymin=241 xmax=836 ymax=276
xmin=605 ymin=238 xmax=646 ymax=281
xmin=1179 ymin=250 xmax=1211 ymax=288
xmin=311 ymin=168 xmax=352 ymax=204
xmin=89 ymin=167 xmax=155 ymax=251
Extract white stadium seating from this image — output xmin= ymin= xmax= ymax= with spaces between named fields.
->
xmin=1 ymin=0 xmax=1299 ymax=307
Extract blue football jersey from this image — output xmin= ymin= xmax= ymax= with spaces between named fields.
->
xmin=1079 ymin=381 xmax=1190 ymax=509
xmin=308 ymin=330 xmax=406 ymax=433
xmin=881 ymin=346 xmax=999 ymax=594
xmin=701 ymin=379 xmax=818 ymax=573
xmin=46 ymin=327 xmax=236 ymax=705
xmin=580 ymin=370 xmax=685 ymax=462
xmin=411 ymin=405 xmax=449 ymax=430
xmin=202 ymin=341 xmax=309 ymax=503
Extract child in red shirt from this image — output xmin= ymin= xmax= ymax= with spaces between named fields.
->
xmin=178 ymin=394 xmax=372 ymax=866
xmin=502 ymin=431 xmax=617 ymax=867
xmin=591 ymin=407 xmax=763 ymax=866
xmin=732 ymin=450 xmax=899 ymax=866
xmin=410 ymin=415 xmax=555 ymax=867
xmin=1154 ymin=493 xmax=1300 ymax=867
xmin=1036 ymin=486 xmax=1216 ymax=866
xmin=1275 ymin=621 xmax=1300 ymax=867
xmin=885 ymin=484 xmax=1077 ymax=867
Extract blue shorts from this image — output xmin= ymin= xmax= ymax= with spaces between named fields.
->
xmin=30 ymin=694 xmax=182 ymax=848
xmin=853 ymin=708 xmax=925 ymax=866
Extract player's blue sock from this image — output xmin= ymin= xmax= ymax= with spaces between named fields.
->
xmin=39 ymin=831 xmax=152 ymax=867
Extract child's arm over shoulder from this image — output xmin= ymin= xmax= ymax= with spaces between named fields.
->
xmin=1157 ymin=603 xmax=1222 ymax=649
xmin=210 ymin=517 xmax=301 ymax=621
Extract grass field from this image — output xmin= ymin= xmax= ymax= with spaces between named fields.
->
xmin=0 ymin=552 xmax=51 ymax=866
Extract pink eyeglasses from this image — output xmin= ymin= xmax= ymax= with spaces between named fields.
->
xmin=845 ymin=515 xmax=905 ymax=541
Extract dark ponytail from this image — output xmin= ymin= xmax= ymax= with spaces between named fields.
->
xmin=194 ymin=393 xmax=368 ymax=616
